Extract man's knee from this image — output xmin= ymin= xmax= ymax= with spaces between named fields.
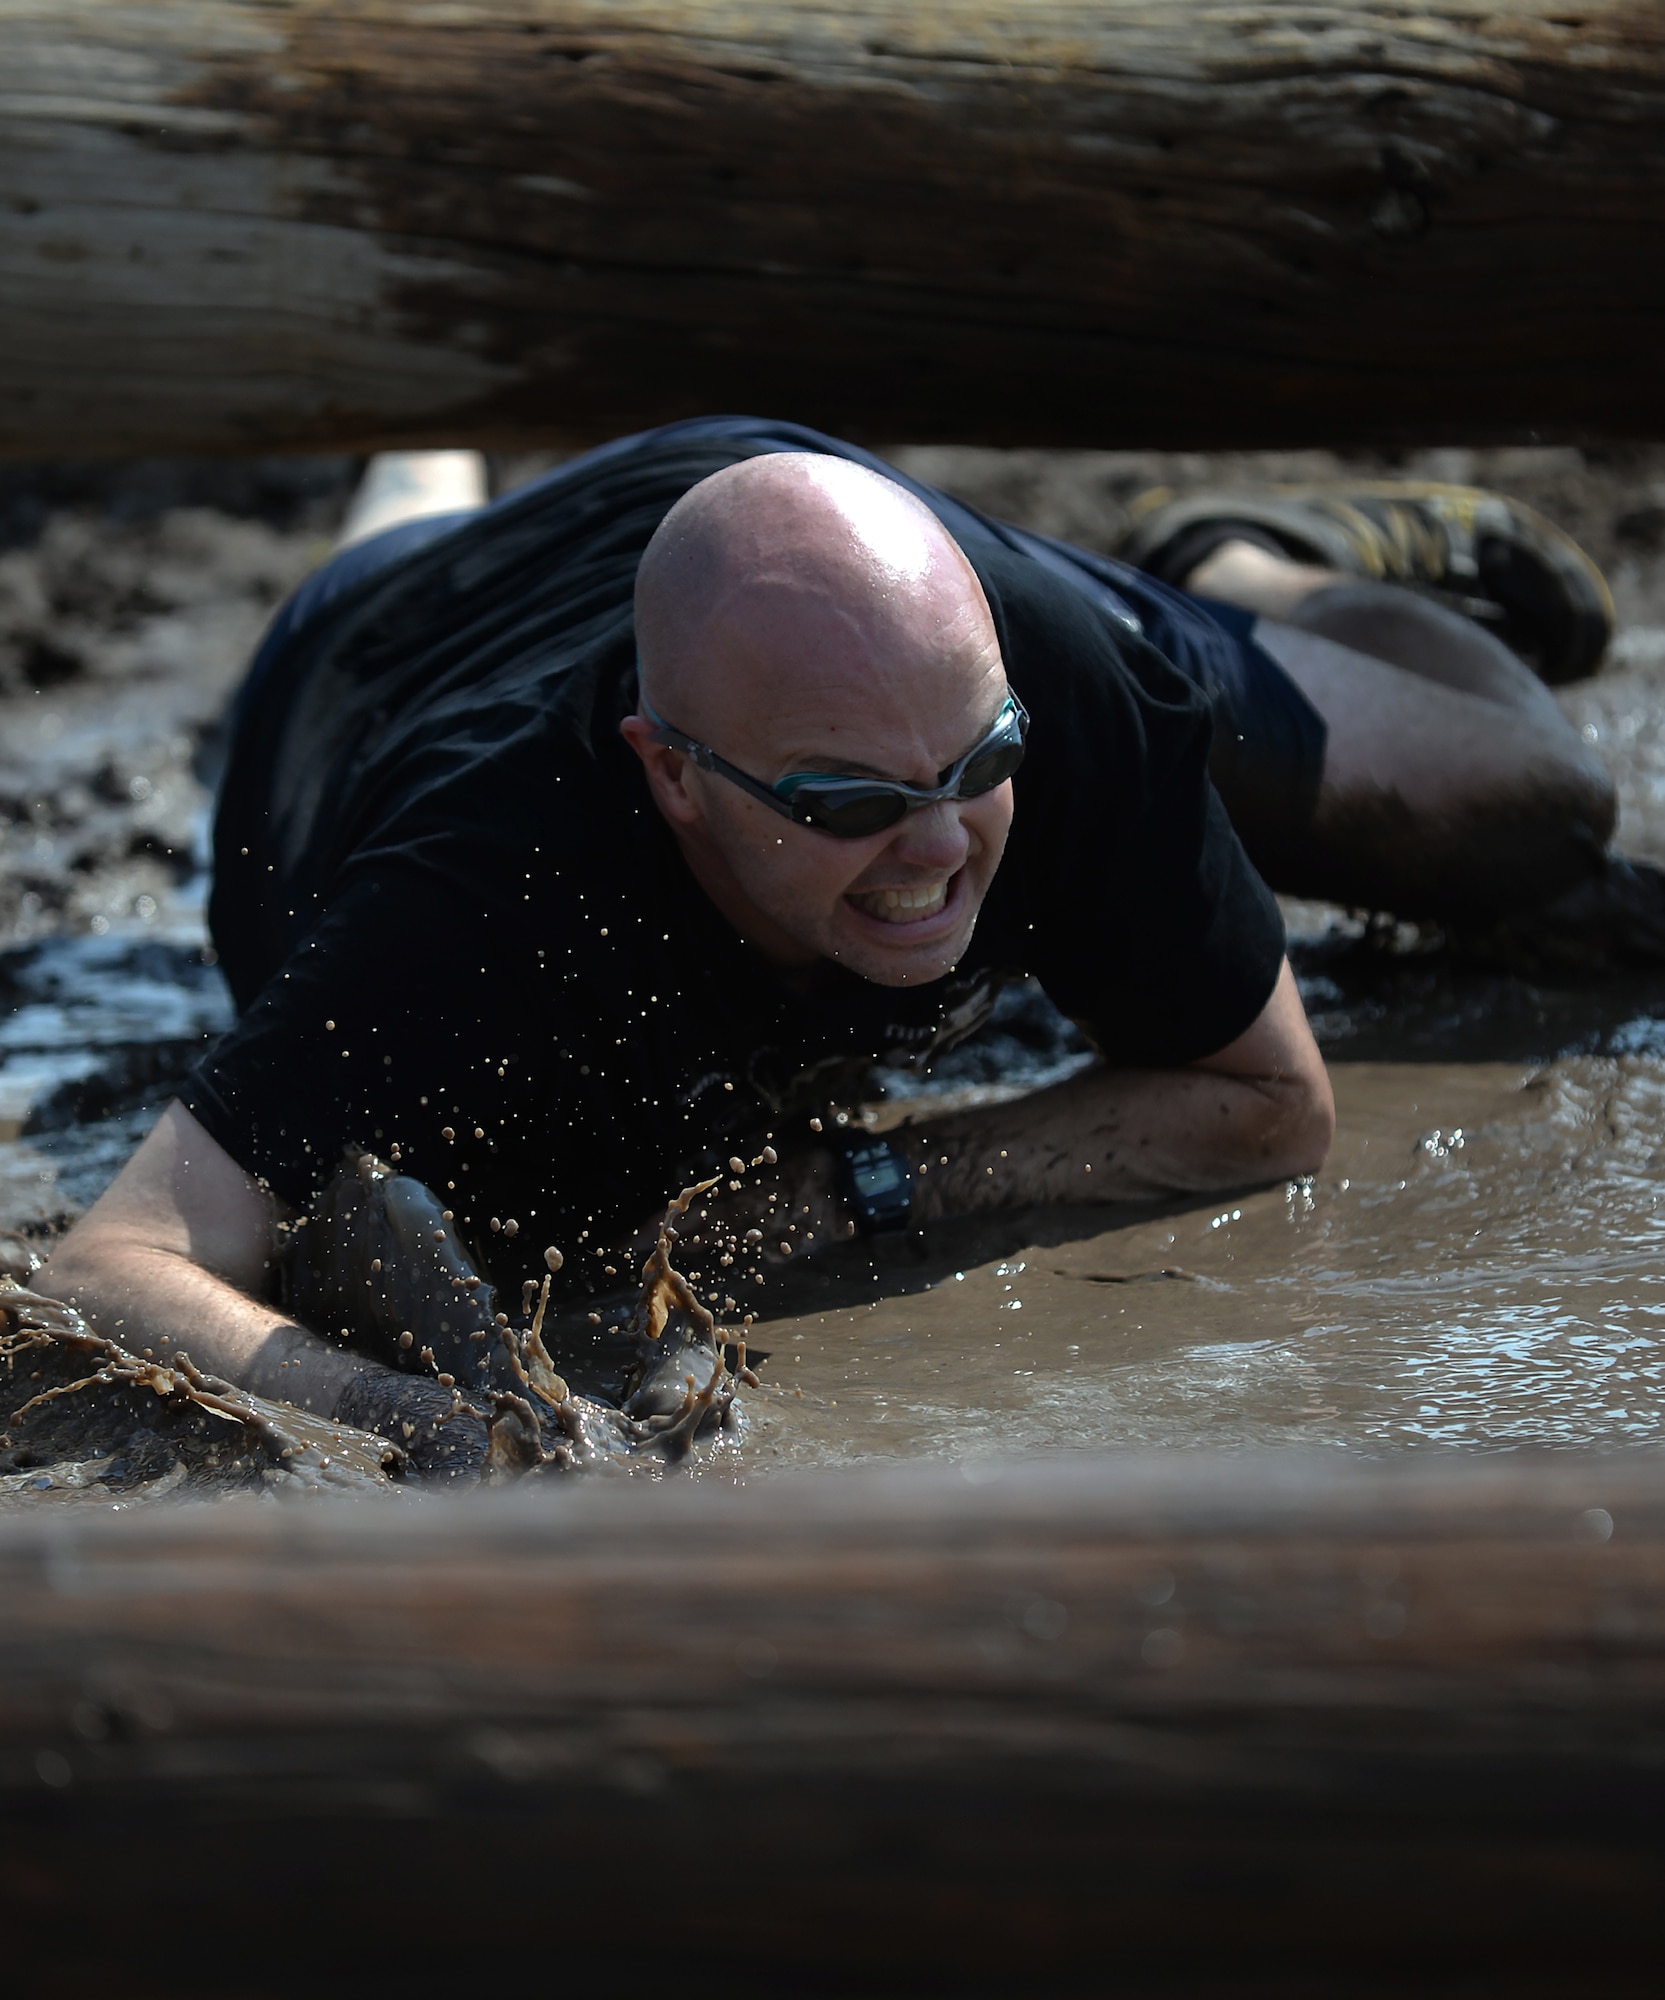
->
xmin=1458 ymin=742 xmax=1615 ymax=914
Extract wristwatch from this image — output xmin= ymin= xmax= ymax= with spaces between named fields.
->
xmin=826 ymin=1130 xmax=915 ymax=1236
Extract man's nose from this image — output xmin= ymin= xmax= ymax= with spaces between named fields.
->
xmin=886 ymin=800 xmax=972 ymax=872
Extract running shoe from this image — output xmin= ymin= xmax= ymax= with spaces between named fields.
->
xmin=1119 ymin=481 xmax=1614 ymax=683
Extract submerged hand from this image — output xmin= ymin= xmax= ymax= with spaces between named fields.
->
xmin=334 ymin=1366 xmax=487 ymax=1482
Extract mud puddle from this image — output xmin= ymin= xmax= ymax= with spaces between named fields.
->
xmin=6 ymin=447 xmax=1665 ymax=1492
xmin=746 ymin=1053 xmax=1665 ymax=1462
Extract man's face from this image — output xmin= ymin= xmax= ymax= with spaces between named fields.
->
xmin=629 ymin=586 xmax=1015 ymax=986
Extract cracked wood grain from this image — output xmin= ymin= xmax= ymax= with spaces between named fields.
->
xmin=2 ymin=4 xmax=1663 ymax=450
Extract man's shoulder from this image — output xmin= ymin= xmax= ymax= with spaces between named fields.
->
xmin=960 ymin=530 xmax=1213 ymax=725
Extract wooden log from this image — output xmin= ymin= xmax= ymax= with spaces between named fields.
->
xmin=2 ymin=1452 xmax=1663 ymax=1991
xmin=3 ymin=2 xmax=1664 ymax=457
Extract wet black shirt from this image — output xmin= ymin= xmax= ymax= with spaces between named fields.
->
xmin=180 ymin=425 xmax=1285 ymax=1270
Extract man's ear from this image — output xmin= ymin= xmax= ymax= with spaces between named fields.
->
xmin=620 ymin=713 xmax=702 ymax=827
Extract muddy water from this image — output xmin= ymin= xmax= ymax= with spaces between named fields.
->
xmin=6 ymin=447 xmax=1665 ymax=1487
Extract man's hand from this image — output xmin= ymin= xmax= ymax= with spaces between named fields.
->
xmin=335 ymin=1370 xmax=488 ymax=1481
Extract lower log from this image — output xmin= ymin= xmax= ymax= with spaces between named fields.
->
xmin=2 ymin=1452 xmax=1663 ymax=1991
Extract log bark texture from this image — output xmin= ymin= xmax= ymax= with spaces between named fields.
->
xmin=1 ymin=1452 xmax=1663 ymax=1992
xmin=3 ymin=1 xmax=1664 ymax=456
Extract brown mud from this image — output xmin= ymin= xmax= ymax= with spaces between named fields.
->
xmin=4 ymin=445 xmax=1665 ymax=1500
xmin=0 ymin=1251 xmax=401 ymax=1506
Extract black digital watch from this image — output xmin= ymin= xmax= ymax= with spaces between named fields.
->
xmin=826 ymin=1130 xmax=915 ymax=1236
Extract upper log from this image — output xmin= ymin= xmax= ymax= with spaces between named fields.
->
xmin=3 ymin=2 xmax=1665 ymax=456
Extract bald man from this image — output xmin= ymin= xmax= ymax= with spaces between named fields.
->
xmin=40 ymin=418 xmax=1332 ymax=1442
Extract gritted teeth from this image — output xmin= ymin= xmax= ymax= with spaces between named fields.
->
xmin=850 ymin=879 xmax=950 ymax=920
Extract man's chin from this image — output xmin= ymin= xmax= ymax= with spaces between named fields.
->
xmin=848 ymin=948 xmax=964 ymax=987
xmin=828 ymin=905 xmax=981 ymax=987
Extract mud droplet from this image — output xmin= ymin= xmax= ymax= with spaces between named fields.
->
xmin=441 ymin=1127 xmax=455 ymax=1141
xmin=544 ymin=1245 xmax=564 ymax=1275
xmin=398 ymin=1330 xmax=414 ymax=1350
xmin=503 ymin=1219 xmax=519 ymax=1238
xmin=35 ymin=1749 xmax=72 ymax=1790
xmin=728 ymin=1156 xmax=746 ymax=1176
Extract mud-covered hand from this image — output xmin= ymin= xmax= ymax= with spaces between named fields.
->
xmin=287 ymin=1148 xmax=505 ymax=1389
xmin=335 ymin=1366 xmax=488 ymax=1483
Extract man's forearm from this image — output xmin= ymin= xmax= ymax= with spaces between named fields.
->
xmin=679 ymin=1057 xmax=1326 ymax=1273
xmin=38 ymin=1237 xmax=362 ymax=1414
xmin=899 ymin=1061 xmax=1327 ymax=1218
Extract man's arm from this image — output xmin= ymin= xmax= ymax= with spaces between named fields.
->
xmin=36 ymin=1101 xmax=364 ymax=1413
xmin=707 ymin=958 xmax=1332 ymax=1258
xmin=903 ymin=957 xmax=1333 ymax=1217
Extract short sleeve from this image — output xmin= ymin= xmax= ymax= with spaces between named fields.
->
xmin=978 ymin=560 xmax=1287 ymax=1065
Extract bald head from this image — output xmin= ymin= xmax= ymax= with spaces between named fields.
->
xmin=624 ymin=453 xmax=1014 ymax=988
xmin=634 ymin=453 xmax=996 ymax=737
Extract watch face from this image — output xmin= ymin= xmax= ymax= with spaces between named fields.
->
xmin=851 ymin=1156 xmax=906 ymax=1199
xmin=835 ymin=1137 xmax=912 ymax=1233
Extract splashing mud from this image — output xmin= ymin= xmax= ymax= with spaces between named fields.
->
xmin=292 ymin=1149 xmax=762 ymax=1476
xmin=0 ymin=1154 xmax=762 ymax=1501
xmin=0 ymin=1265 xmax=399 ymax=1504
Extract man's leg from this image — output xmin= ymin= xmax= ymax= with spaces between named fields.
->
xmin=1188 ymin=539 xmax=1616 ymax=924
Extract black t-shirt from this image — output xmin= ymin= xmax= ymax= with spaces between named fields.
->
xmin=180 ymin=427 xmax=1284 ymax=1279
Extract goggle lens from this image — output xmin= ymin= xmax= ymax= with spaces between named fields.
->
xmin=955 ymin=738 xmax=1026 ymax=799
xmin=792 ymin=790 xmax=910 ymax=838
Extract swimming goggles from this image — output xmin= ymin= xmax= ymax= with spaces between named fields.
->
xmin=640 ymin=691 xmax=1029 ymax=839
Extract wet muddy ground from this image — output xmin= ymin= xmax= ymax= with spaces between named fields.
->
xmin=5 ymin=444 xmax=1665 ymax=1497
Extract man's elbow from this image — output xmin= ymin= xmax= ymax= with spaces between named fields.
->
xmin=36 ymin=1221 xmax=141 ymax=1316
xmin=1252 ymin=1067 xmax=1335 ymax=1182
